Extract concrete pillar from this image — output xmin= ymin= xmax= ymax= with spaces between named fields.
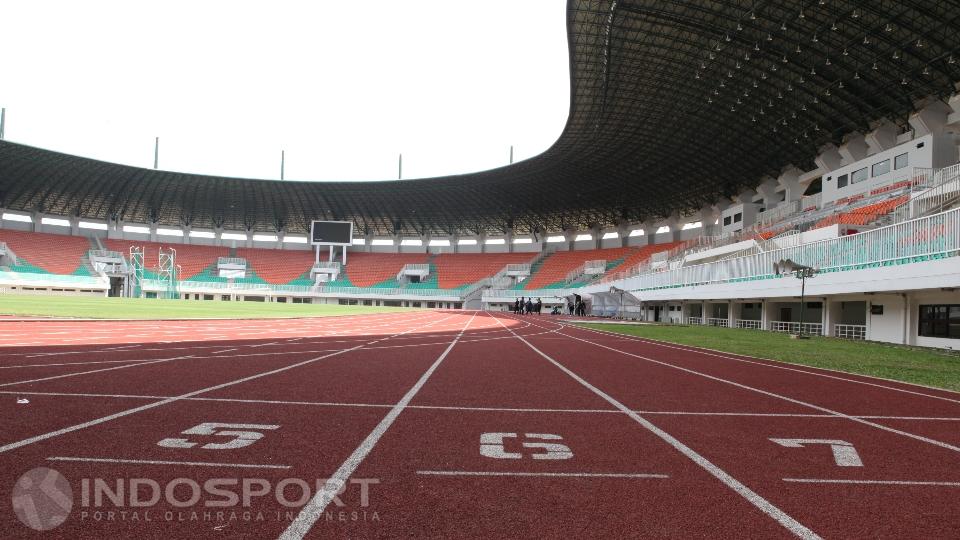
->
xmin=865 ymin=121 xmax=900 ymax=155
xmin=69 ymin=216 xmax=80 ymax=236
xmin=823 ymin=298 xmax=841 ymax=337
xmin=838 ymin=133 xmax=869 ymax=165
xmin=32 ymin=212 xmax=42 ymax=233
xmin=364 ymin=232 xmax=373 ymax=253
xmin=641 ymin=222 xmax=658 ymax=246
xmin=761 ymin=300 xmax=771 ymax=330
xmin=214 ymin=226 xmax=224 ymax=246
xmin=616 ymin=222 xmax=630 ymax=248
xmin=149 ymin=221 xmax=158 ymax=242
xmin=663 ymin=213 xmax=683 ymax=243
xmin=505 ymin=230 xmax=513 ymax=253
xmin=276 ymin=229 xmax=285 ymax=250
xmin=479 ymin=233 xmax=487 ymax=254
xmin=451 ymin=234 xmax=459 ymax=254
xmin=563 ymin=228 xmax=576 ymax=251
xmin=814 ymin=143 xmax=844 ymax=173
xmin=756 ymin=179 xmax=780 ymax=210
xmin=182 ymin=225 xmax=192 ymax=245
xmin=735 ymin=189 xmax=757 ymax=205
xmin=701 ymin=301 xmax=708 ymax=324
xmin=728 ymin=301 xmax=739 ymax=328
xmin=909 ymin=101 xmax=952 ymax=136
xmin=778 ymin=167 xmax=805 ymax=204
xmin=590 ymin=225 xmax=602 ymax=249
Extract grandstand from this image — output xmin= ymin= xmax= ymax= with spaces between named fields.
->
xmin=2 ymin=0 xmax=960 ymax=349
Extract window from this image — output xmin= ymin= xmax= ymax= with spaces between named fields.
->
xmin=872 ymin=159 xmax=890 ymax=177
xmin=918 ymin=305 xmax=960 ymax=339
xmin=894 ymin=153 xmax=909 ymax=170
xmin=733 ymin=213 xmax=742 ymax=223
xmin=851 ymin=168 xmax=868 ymax=183
xmin=723 ymin=216 xmax=732 ymax=226
xmin=837 ymin=174 xmax=848 ymax=188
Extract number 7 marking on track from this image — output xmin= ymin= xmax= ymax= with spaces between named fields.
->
xmin=770 ymin=438 xmax=864 ymax=467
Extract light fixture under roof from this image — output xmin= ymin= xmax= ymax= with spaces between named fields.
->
xmin=812 ymin=33 xmax=818 ymax=43
xmin=854 ymin=71 xmax=860 ymax=79
xmin=825 ymin=58 xmax=831 ymax=65
xmin=838 ymin=80 xmax=844 ymax=88
xmin=885 ymin=23 xmax=893 ymax=32
xmin=781 ymin=21 xmax=787 ymax=31
xmin=922 ymin=66 xmax=930 ymax=75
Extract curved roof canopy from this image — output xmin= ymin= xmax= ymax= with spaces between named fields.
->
xmin=1 ymin=0 xmax=958 ymax=236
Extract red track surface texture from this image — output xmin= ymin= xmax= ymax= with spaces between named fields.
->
xmin=1 ymin=311 xmax=959 ymax=539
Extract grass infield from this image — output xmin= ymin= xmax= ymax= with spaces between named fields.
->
xmin=576 ymin=323 xmax=960 ymax=393
xmin=0 ymin=294 xmax=413 ymax=320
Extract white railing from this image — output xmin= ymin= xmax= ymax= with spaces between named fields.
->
xmin=758 ymin=201 xmax=801 ymax=226
xmin=313 ymin=261 xmax=341 ymax=270
xmin=686 ymin=316 xmax=704 ymax=325
xmin=769 ymin=321 xmax=823 ymax=335
xmin=504 ymin=263 xmax=532 ymax=273
xmin=483 ymin=288 xmax=573 ymax=300
xmin=217 ymin=257 xmax=246 ymax=266
xmin=143 ymin=279 xmax=461 ymax=298
xmin=565 ymin=259 xmax=607 ymax=283
xmin=735 ymin=319 xmax=763 ymax=329
xmin=834 ymin=324 xmax=867 ymax=340
xmin=88 ymin=249 xmax=124 ymax=260
xmin=612 ymin=207 xmax=960 ymax=293
xmin=800 ymin=193 xmax=822 ymax=210
xmin=706 ymin=317 xmax=729 ymax=327
xmin=0 ymin=270 xmax=109 ymax=289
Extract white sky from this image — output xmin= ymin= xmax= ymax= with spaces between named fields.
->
xmin=1 ymin=1 xmax=569 ymax=181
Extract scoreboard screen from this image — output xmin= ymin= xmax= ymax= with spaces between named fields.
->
xmin=310 ymin=221 xmax=353 ymax=246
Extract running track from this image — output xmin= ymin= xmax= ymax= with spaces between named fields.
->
xmin=1 ymin=310 xmax=958 ymax=538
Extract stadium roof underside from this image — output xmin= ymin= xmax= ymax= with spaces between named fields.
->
xmin=2 ymin=0 xmax=959 ymax=236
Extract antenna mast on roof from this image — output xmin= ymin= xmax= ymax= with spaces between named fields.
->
xmin=398 ymin=153 xmax=403 ymax=180
xmin=510 ymin=145 xmax=514 ymax=164
xmin=0 ymin=108 xmax=6 ymax=140
xmin=153 ymin=137 xmax=159 ymax=169
xmin=281 ymin=150 xmax=285 ymax=180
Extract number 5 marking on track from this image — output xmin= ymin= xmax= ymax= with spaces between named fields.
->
xmin=770 ymin=438 xmax=864 ymax=467
xmin=158 ymin=423 xmax=280 ymax=450
xmin=480 ymin=433 xmax=573 ymax=460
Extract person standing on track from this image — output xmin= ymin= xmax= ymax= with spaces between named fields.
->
xmin=525 ymin=297 xmax=533 ymax=315
xmin=514 ymin=298 xmax=520 ymax=314
xmin=535 ymin=297 xmax=542 ymax=315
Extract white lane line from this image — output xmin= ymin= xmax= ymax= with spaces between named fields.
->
xmin=279 ymin=312 xmax=478 ymax=540
xmin=0 ymin=356 xmax=195 ymax=388
xmin=570 ymin=322 xmax=960 ymax=402
xmin=551 ymin=324 xmax=960 ymax=454
xmin=0 ymin=359 xmax=157 ymax=369
xmin=0 ymin=313 xmax=461 ymax=454
xmin=783 ymin=478 xmax=960 ymax=487
xmin=4 ymin=389 xmax=960 ymax=421
xmin=417 ymin=470 xmax=669 ymax=479
xmin=492 ymin=313 xmax=821 ymax=540
xmin=47 ymin=456 xmax=291 ymax=469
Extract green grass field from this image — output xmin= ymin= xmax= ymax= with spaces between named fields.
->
xmin=0 ymin=295 xmax=413 ymax=320
xmin=577 ymin=323 xmax=960 ymax=392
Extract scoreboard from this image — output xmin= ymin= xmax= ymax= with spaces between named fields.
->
xmin=310 ymin=221 xmax=353 ymax=246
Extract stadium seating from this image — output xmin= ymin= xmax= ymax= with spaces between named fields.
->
xmin=237 ymin=247 xmax=318 ymax=285
xmin=0 ymin=229 xmax=92 ymax=275
xmin=523 ymin=247 xmax=635 ymax=289
xmin=604 ymin=242 xmax=681 ymax=275
xmin=342 ymin=253 xmax=430 ymax=288
xmin=103 ymin=239 xmax=228 ymax=280
xmin=812 ymin=195 xmax=909 ymax=228
xmin=432 ymin=253 xmax=537 ymax=289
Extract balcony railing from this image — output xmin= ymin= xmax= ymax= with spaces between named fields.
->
xmin=769 ymin=321 xmax=823 ymax=335
xmin=734 ymin=319 xmax=763 ymax=329
xmin=706 ymin=317 xmax=729 ymax=327
xmin=686 ymin=316 xmax=704 ymax=325
xmin=834 ymin=324 xmax=867 ymax=340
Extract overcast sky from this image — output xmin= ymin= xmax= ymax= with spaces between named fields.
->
xmin=1 ymin=1 xmax=569 ymax=181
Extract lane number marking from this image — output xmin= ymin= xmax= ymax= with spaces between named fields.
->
xmin=770 ymin=438 xmax=864 ymax=467
xmin=480 ymin=432 xmax=573 ymax=460
xmin=158 ymin=422 xmax=280 ymax=450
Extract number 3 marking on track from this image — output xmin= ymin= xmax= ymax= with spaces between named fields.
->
xmin=158 ymin=422 xmax=280 ymax=450
xmin=770 ymin=438 xmax=864 ymax=467
xmin=480 ymin=433 xmax=573 ymax=460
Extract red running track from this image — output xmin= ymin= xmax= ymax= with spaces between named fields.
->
xmin=0 ymin=310 xmax=959 ymax=538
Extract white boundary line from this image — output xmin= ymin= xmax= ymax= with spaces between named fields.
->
xmin=0 ymin=312 xmax=461 ymax=454
xmin=47 ymin=456 xmax=291 ymax=469
xmin=278 ymin=312 xmax=478 ymax=540
xmin=783 ymin=478 xmax=960 ymax=487
xmin=570 ymin=321 xmax=960 ymax=399
xmin=491 ymin=313 xmax=821 ymax=540
xmin=0 ymin=356 xmax=195 ymax=388
xmin=416 ymin=470 xmax=669 ymax=479
xmin=5 ymin=389 xmax=960 ymax=421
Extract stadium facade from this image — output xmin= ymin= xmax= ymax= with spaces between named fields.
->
xmin=2 ymin=0 xmax=960 ymax=348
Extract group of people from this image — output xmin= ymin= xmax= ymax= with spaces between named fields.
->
xmin=567 ymin=297 xmax=587 ymax=316
xmin=513 ymin=297 xmax=542 ymax=315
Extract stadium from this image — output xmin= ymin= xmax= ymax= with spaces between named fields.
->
xmin=2 ymin=1 xmax=960 ymax=538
